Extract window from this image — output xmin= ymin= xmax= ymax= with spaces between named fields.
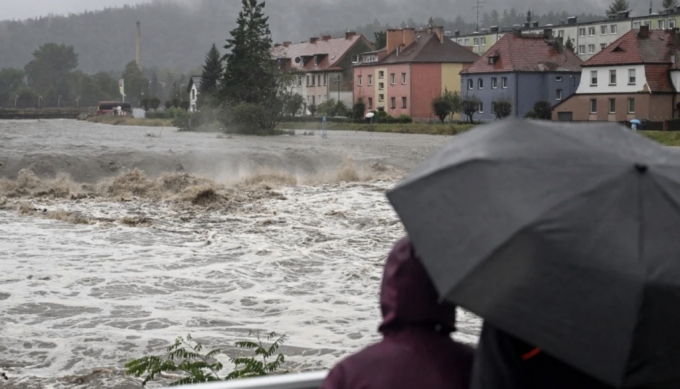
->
xmin=491 ymin=102 xmax=496 ymax=114
xmin=644 ymin=21 xmax=651 ymax=27
xmin=306 ymin=75 xmax=310 ymax=86
xmin=368 ymin=75 xmax=373 ymax=86
xmin=379 ymin=94 xmax=384 ymax=102
xmin=501 ymin=77 xmax=508 ymax=88
xmin=601 ymin=43 xmax=607 ymax=50
xmin=324 ymin=74 xmax=327 ymax=86
xmin=628 ymin=69 xmax=636 ymax=85
xmin=556 ymin=76 xmax=563 ymax=82
xmin=390 ymin=73 xmax=395 ymax=85
xmin=402 ymin=97 xmax=407 ymax=109
xmin=318 ymin=75 xmax=321 ymax=85
xmin=478 ymin=102 xmax=484 ymax=113
xmin=391 ymin=97 xmax=396 ymax=109
xmin=401 ymin=73 xmax=407 ymax=84
xmin=609 ymin=98 xmax=616 ymax=114
xmin=379 ymin=82 xmax=384 ymax=90
xmin=659 ymin=20 xmax=666 ymax=30
xmin=464 ymin=38 xmax=469 ymax=45
xmin=591 ymin=70 xmax=598 ymax=86
xmin=589 ymin=27 xmax=596 ymax=36
xmin=474 ymin=38 xmax=479 ymax=45
xmin=478 ymin=78 xmax=484 ymax=89
xmin=633 ymin=22 xmax=641 ymax=29
xmin=558 ymin=30 xmax=564 ymax=38
xmin=601 ymin=26 xmax=607 ymax=35
xmin=298 ymin=76 xmax=302 ymax=86
xmin=556 ymin=89 xmax=563 ymax=100
xmin=579 ymin=45 xmax=586 ymax=54
xmin=358 ymin=75 xmax=362 ymax=86
xmin=609 ymin=69 xmax=617 ymax=85
xmin=368 ymin=97 xmax=373 ymax=109
xmin=610 ymin=24 xmax=617 ymax=34
xmin=579 ymin=27 xmax=586 ymax=37
xmin=378 ymin=71 xmax=384 ymax=79
xmin=590 ymin=99 xmax=597 ymax=114
xmin=671 ymin=20 xmax=677 ymax=29
xmin=468 ymin=79 xmax=474 ymax=89
xmin=491 ymin=77 xmax=498 ymax=89
xmin=311 ymin=95 xmax=316 ymax=105
xmin=481 ymin=37 xmax=486 ymax=44
xmin=628 ymin=98 xmax=635 ymax=113
xmin=588 ymin=44 xmax=596 ymax=54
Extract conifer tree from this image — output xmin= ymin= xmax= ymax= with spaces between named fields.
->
xmin=200 ymin=44 xmax=223 ymax=96
xmin=663 ymin=0 xmax=678 ymax=10
xmin=221 ymin=0 xmax=275 ymax=104
xmin=607 ymin=0 xmax=630 ymax=15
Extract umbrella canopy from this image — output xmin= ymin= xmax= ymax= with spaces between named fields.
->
xmin=387 ymin=119 xmax=680 ymax=388
xmin=365 ymin=112 xmax=375 ymax=118
xmin=630 ymin=119 xmax=642 ymax=125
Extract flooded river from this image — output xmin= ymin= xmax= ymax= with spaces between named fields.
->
xmin=0 ymin=120 xmax=481 ymax=388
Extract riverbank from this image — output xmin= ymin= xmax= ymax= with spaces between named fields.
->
xmin=82 ymin=116 xmax=680 ymax=147
xmin=0 ymin=108 xmax=80 ymax=119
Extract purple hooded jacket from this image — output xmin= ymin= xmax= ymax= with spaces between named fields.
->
xmin=320 ymin=237 xmax=474 ymax=389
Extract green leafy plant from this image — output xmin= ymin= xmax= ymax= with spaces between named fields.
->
xmin=125 ymin=332 xmax=287 ymax=387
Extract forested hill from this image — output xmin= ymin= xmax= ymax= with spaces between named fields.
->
xmin=0 ymin=0 xmax=608 ymax=73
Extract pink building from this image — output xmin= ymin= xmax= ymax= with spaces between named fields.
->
xmin=353 ymin=27 xmax=479 ymax=120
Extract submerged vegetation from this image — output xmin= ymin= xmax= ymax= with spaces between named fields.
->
xmin=125 ymin=332 xmax=288 ymax=387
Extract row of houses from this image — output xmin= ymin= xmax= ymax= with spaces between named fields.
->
xmin=189 ymin=16 xmax=680 ymax=124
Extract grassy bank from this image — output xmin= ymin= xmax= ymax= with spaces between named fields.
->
xmin=640 ymin=131 xmax=680 ymax=146
xmin=277 ymin=121 xmax=475 ymax=135
xmin=86 ymin=115 xmax=175 ymax=127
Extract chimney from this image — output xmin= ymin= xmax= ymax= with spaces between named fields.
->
xmin=455 ymin=30 xmax=460 ymax=36
xmin=386 ymin=28 xmax=416 ymax=55
xmin=310 ymin=37 xmax=319 ymax=43
xmin=345 ymin=31 xmax=356 ymax=39
xmin=283 ymin=41 xmax=291 ymax=47
xmin=136 ymin=21 xmax=141 ymax=68
xmin=490 ymin=26 xmax=498 ymax=33
xmin=433 ymin=26 xmax=445 ymax=43
xmin=322 ymin=35 xmax=331 ymax=41
xmin=543 ymin=28 xmax=553 ymax=39
xmin=567 ymin=16 xmax=578 ymax=25
xmin=533 ymin=21 xmax=539 ymax=28
xmin=639 ymin=25 xmax=651 ymax=38
xmin=554 ymin=36 xmax=564 ymax=53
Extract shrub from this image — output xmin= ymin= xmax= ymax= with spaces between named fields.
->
xmin=524 ymin=111 xmax=538 ymax=119
xmin=125 ymin=332 xmax=287 ymax=387
xmin=164 ymin=101 xmax=172 ymax=110
xmin=432 ymin=96 xmax=453 ymax=123
xmin=493 ymin=99 xmax=513 ymax=119
xmin=462 ymin=97 xmax=481 ymax=123
xmin=533 ymin=101 xmax=552 ymax=120
xmin=150 ymin=98 xmax=161 ymax=110
xmin=180 ymin=100 xmax=191 ymax=111
xmin=352 ymin=101 xmax=366 ymax=121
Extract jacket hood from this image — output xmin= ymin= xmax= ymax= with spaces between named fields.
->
xmin=379 ymin=237 xmax=458 ymax=333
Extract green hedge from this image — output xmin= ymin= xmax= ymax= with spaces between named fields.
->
xmin=278 ymin=115 xmax=351 ymax=123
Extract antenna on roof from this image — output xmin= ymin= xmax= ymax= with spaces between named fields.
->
xmin=473 ymin=0 xmax=486 ymax=32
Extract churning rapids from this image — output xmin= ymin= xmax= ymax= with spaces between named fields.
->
xmin=0 ymin=120 xmax=481 ymax=388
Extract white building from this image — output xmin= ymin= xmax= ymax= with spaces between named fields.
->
xmin=187 ymin=76 xmax=201 ymax=113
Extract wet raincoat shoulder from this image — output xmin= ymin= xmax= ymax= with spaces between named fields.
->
xmin=471 ymin=323 xmax=614 ymax=389
xmin=320 ymin=237 xmax=474 ymax=389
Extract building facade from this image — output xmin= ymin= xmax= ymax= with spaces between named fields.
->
xmin=353 ymin=27 xmax=479 ymax=120
xmin=461 ymin=33 xmax=582 ymax=121
xmin=553 ymin=27 xmax=680 ymax=122
xmin=272 ymin=33 xmax=374 ymax=114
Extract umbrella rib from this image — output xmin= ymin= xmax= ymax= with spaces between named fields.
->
xmin=446 ymin=168 xmax=632 ymax=300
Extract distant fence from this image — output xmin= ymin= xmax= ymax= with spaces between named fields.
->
xmin=0 ymin=108 xmax=81 ymax=120
xmin=164 ymin=371 xmax=327 ymax=389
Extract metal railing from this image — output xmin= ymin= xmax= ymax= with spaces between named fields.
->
xmin=165 ymin=371 xmax=328 ymax=389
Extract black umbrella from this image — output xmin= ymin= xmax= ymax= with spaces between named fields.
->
xmin=387 ymin=120 xmax=680 ymax=388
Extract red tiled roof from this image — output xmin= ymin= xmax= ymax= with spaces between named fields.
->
xmin=645 ymin=64 xmax=675 ymax=93
xmin=461 ymin=33 xmax=583 ymax=74
xmin=271 ymin=35 xmax=373 ymax=72
xmin=375 ymin=33 xmax=479 ymax=65
xmin=584 ymin=29 xmax=677 ymax=67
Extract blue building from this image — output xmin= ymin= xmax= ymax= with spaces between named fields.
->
xmin=460 ymin=32 xmax=583 ymax=121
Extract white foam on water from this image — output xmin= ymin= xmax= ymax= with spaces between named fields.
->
xmin=0 ymin=180 xmax=484 ymax=388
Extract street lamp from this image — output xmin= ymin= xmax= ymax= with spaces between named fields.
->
xmin=76 ymin=96 xmax=81 ymax=109
xmin=14 ymin=95 xmax=19 ymax=108
xmin=58 ymin=95 xmax=62 ymax=107
xmin=38 ymin=96 xmax=43 ymax=109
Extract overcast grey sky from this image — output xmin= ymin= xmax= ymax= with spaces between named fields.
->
xmin=0 ymin=0 xmax=650 ymax=22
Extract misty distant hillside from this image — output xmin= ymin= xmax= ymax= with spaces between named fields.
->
xmin=0 ymin=0 xmax=634 ymax=73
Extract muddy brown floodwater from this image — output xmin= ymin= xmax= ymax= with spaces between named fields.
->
xmin=0 ymin=120 xmax=481 ymax=388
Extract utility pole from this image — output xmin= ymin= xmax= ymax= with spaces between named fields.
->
xmin=58 ymin=95 xmax=62 ymax=107
xmin=474 ymin=0 xmax=486 ymax=32
xmin=14 ymin=95 xmax=18 ymax=108
xmin=76 ymin=97 xmax=81 ymax=109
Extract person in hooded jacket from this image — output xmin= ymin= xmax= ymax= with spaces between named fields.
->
xmin=320 ymin=237 xmax=474 ymax=389
xmin=471 ymin=322 xmax=615 ymax=389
